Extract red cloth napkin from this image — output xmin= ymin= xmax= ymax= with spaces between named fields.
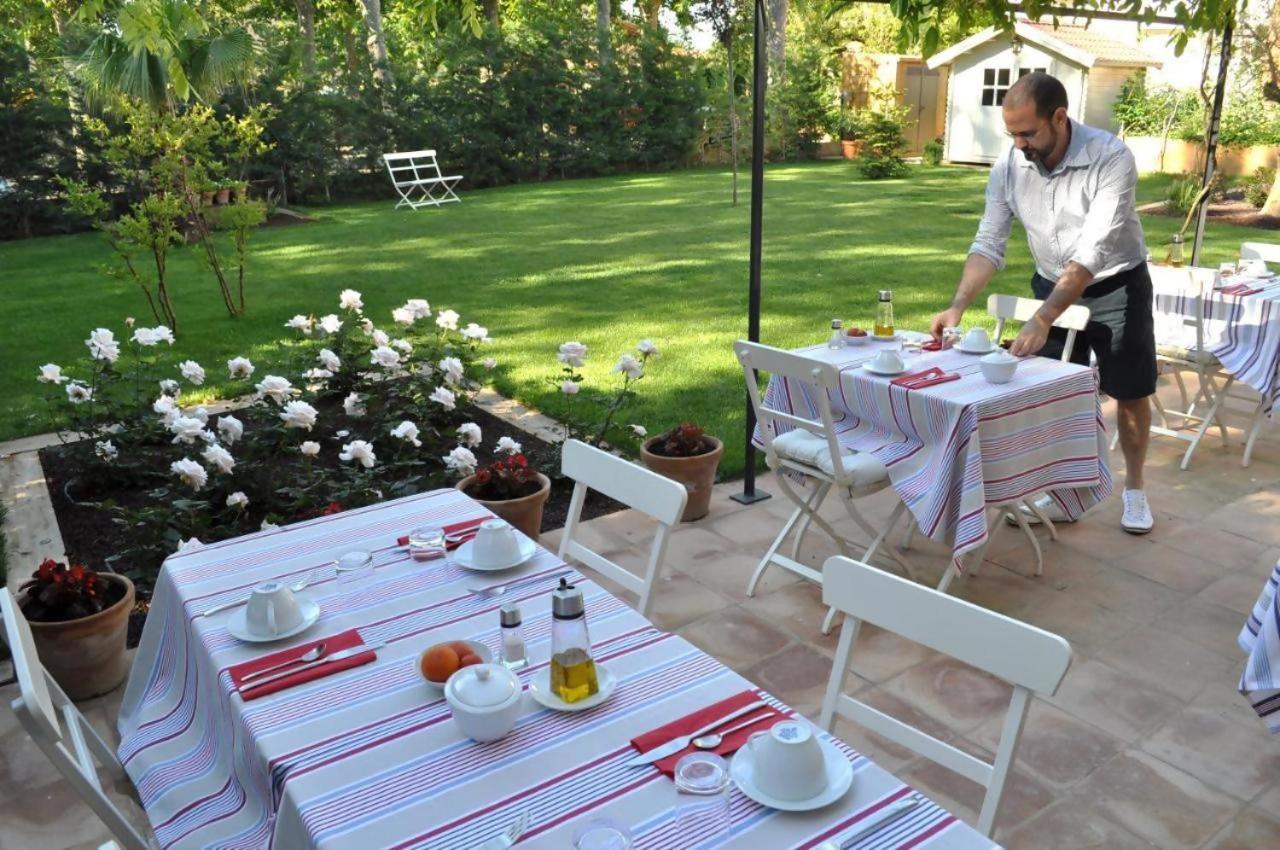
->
xmin=920 ymin=339 xmax=944 ymax=352
xmin=890 ymin=367 xmax=961 ymax=389
xmin=229 ymin=629 xmax=376 ymax=701
xmin=629 ymin=690 xmax=785 ymax=777
xmin=1219 ymin=284 xmax=1262 ymax=296
xmin=397 ymin=515 xmax=490 ymax=551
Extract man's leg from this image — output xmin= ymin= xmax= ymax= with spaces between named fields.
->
xmin=1115 ymin=396 xmax=1151 ymax=490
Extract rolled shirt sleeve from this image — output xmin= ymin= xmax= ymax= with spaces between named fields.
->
xmin=968 ymin=156 xmax=1013 ymax=271
xmin=1070 ymin=146 xmax=1138 ymax=276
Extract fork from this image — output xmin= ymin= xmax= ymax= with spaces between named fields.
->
xmin=481 ymin=810 xmax=528 ymax=849
xmin=468 ymin=570 xmax=571 ymax=599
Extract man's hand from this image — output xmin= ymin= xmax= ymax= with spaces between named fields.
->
xmin=929 ymin=307 xmax=964 ymax=341
xmin=1009 ymin=315 xmax=1051 ymax=357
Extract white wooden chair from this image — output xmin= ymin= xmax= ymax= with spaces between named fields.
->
xmin=0 ymin=589 xmax=154 ymax=850
xmin=557 ymin=439 xmax=687 ymax=618
xmin=1236 ymin=243 xmax=1279 ymax=466
xmin=818 ymin=556 xmax=1071 ymax=838
xmin=735 ymin=340 xmax=916 ymax=634
xmin=382 ymin=149 xmax=463 ymax=210
xmin=1240 ymin=241 xmax=1280 ymax=265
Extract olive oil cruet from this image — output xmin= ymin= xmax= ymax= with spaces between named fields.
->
xmin=549 ymin=578 xmax=599 ymax=704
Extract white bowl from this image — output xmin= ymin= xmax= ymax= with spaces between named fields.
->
xmin=418 ymin=640 xmax=493 ymax=692
xmin=979 ymin=352 xmax=1019 ymax=384
xmin=445 ymin=663 xmax=523 ymax=742
xmin=844 ymin=330 xmax=869 ymax=346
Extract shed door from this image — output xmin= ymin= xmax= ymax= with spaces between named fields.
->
xmin=903 ymin=64 xmax=942 ymax=155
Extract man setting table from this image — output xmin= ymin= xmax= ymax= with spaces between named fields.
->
xmin=930 ymin=71 xmax=1156 ymax=535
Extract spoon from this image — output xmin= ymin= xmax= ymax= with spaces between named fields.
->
xmin=692 ymin=711 xmax=775 ymax=749
xmin=240 ymin=641 xmax=328 ymax=683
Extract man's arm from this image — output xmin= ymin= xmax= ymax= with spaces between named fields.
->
xmin=931 ymin=159 xmax=1012 ymax=339
xmin=930 ymin=254 xmax=1000 ymax=338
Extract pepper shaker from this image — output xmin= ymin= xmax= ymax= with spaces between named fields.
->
xmin=499 ymin=603 xmax=527 ymax=670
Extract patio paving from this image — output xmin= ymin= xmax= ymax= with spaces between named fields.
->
xmin=4 ymin=386 xmax=1280 ymax=847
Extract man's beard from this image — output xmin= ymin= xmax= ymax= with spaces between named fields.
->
xmin=1020 ymin=129 xmax=1058 ymax=162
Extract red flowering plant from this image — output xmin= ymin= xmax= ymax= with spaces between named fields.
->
xmin=650 ymin=422 xmax=716 ymax=458
xmin=465 ymin=453 xmax=542 ymax=501
xmin=19 ymin=558 xmax=121 ymax=623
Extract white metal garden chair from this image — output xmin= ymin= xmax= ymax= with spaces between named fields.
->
xmin=735 ymin=340 xmax=916 ymax=634
xmin=557 ymin=439 xmax=687 ymax=618
xmin=819 ymin=555 xmax=1072 ymax=838
xmin=0 ymin=589 xmax=155 ymax=850
xmin=382 ymin=149 xmax=463 ymax=209
xmin=1240 ymin=241 xmax=1280 ymax=266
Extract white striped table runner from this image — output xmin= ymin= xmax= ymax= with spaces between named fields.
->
xmin=118 ymin=489 xmax=996 ymax=849
xmin=757 ymin=341 xmax=1112 ymax=574
xmin=1239 ymin=557 xmax=1280 ymax=734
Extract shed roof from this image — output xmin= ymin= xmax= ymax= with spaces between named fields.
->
xmin=926 ymin=21 xmax=1163 ymax=71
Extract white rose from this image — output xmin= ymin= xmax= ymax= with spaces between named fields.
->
xmin=217 ymin=415 xmax=244 ymax=445
xmin=170 ymin=458 xmax=208 ymax=490
xmin=317 ymin=348 xmax=341 ymax=371
xmin=259 ymin=519 xmax=279 ymax=531
xmin=392 ymin=307 xmax=416 ymax=326
xmin=153 ymin=395 xmax=177 ymax=424
xmin=226 ymin=491 xmax=249 ymax=510
xmin=149 ymin=325 xmax=175 ymax=345
xmin=65 ymin=381 xmax=93 ymax=404
xmin=637 ymin=339 xmax=659 ymax=357
xmin=560 ymin=380 xmax=580 ymax=395
xmin=462 ymin=323 xmax=489 ymax=342
xmin=255 ymin=375 xmax=296 ymax=404
xmin=169 ymin=415 xmax=208 ymax=444
xmin=557 ymin=341 xmax=588 ymax=368
xmin=438 ymin=356 xmax=465 ymax=386
xmin=280 ymin=400 xmax=319 ymax=430
xmin=391 ymin=338 xmax=413 ymax=354
xmin=370 ymin=346 xmax=401 ymax=369
xmin=202 ymin=443 xmax=235 ymax=475
xmin=496 ymin=436 xmax=522 ymax=455
xmin=95 ymin=440 xmax=118 ymax=461
xmin=159 ymin=379 xmax=180 ymax=397
xmin=371 ymin=329 xmax=390 ymax=347
xmin=457 ymin=422 xmax=482 ymax=447
xmin=227 ymin=356 xmax=255 ymax=379
xmin=190 ymin=406 xmax=209 ymax=424
xmin=443 ymin=446 xmax=478 ymax=477
xmin=339 ymin=439 xmax=377 ymax=469
xmin=86 ymin=328 xmax=120 ymax=363
xmin=318 ymin=314 xmax=343 ymax=335
xmin=630 ymin=424 xmax=648 ymax=437
xmin=343 ymin=392 xmax=366 ymax=417
xmin=613 ymin=354 xmax=644 ymax=380
xmin=391 ymin=420 xmax=422 ymax=447
xmin=38 ymin=363 xmax=67 ymax=384
xmin=131 ymin=327 xmax=159 ymax=346
xmin=429 ymin=386 xmax=457 ymax=410
xmin=335 ymin=429 xmax=350 ymax=438
xmin=359 ymin=317 xmax=375 ymax=336
xmin=177 ymin=536 xmax=204 ymax=552
xmin=285 ymin=314 xmax=313 ymax=334
xmin=483 ymin=357 xmax=497 ymax=370
xmin=303 ymin=368 xmax=333 ymax=382
xmin=125 ymin=316 xmax=136 ymax=327
xmin=299 ymin=440 xmax=321 ymax=457
xmin=179 ymin=360 xmax=206 ymax=386
xmin=436 ymin=309 xmax=460 ymax=331
xmin=339 ymin=288 xmax=364 ymax=312
xmin=405 ymin=298 xmax=431 ymax=319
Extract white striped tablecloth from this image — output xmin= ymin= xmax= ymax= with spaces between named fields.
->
xmin=117 ymin=488 xmax=997 ymax=849
xmin=756 ymin=340 xmax=1112 ymax=573
xmin=1238 ymin=557 xmax=1280 ymax=733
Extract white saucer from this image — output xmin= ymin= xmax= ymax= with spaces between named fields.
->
xmin=863 ymin=361 xmax=907 ymax=376
xmin=227 ymin=599 xmax=321 ymax=643
xmin=453 ymin=536 xmax=538 ymax=572
xmin=527 ymin=664 xmax=616 ymax=712
xmin=729 ymin=737 xmax=854 ymax=812
xmin=954 ymin=342 xmax=997 ymax=355
xmin=870 ymin=333 xmax=899 ymax=342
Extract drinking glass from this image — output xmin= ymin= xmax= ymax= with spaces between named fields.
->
xmin=673 ymin=752 xmax=732 ymax=842
xmin=1219 ymin=261 xmax=1237 ymax=279
xmin=335 ymin=550 xmax=374 ymax=584
xmin=572 ymin=818 xmax=632 ymax=850
xmin=407 ymin=525 xmax=446 ymax=561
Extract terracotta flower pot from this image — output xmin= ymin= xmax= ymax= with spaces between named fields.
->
xmin=841 ymin=139 xmax=863 ymax=159
xmin=641 ymin=436 xmax=724 ymax=522
xmin=215 ymin=187 xmax=232 ymax=205
xmin=25 ymin=573 xmax=134 ymax=701
xmin=456 ymin=472 xmax=551 ymax=541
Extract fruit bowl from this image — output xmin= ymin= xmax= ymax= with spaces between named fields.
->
xmin=845 ymin=327 xmax=869 ymax=346
xmin=419 ymin=640 xmax=494 ymax=691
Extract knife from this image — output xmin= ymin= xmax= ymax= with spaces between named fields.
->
xmin=626 ymin=699 xmax=770 ymax=766
xmin=820 ymin=797 xmax=921 ymax=849
xmin=239 ymin=642 xmax=385 ymax=692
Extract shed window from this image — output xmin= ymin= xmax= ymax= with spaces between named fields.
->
xmin=981 ymin=66 xmax=1047 ymax=106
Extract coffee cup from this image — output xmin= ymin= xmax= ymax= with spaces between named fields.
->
xmin=1240 ymin=258 xmax=1268 ymax=277
xmin=745 ymin=720 xmax=827 ymax=802
xmin=471 ymin=520 xmax=522 ymax=567
xmin=244 ymin=581 xmax=304 ymax=637
xmin=962 ymin=327 xmax=992 ymax=351
xmin=870 ymin=349 xmax=905 ymax=374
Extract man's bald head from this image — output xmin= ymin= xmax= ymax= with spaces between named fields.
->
xmin=1005 ymin=71 xmax=1068 ymax=119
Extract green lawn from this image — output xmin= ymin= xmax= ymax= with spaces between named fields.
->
xmin=0 ymin=163 xmax=1263 ymax=475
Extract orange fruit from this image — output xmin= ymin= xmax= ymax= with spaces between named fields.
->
xmin=449 ymin=641 xmax=473 ymax=656
xmin=457 ymin=654 xmax=483 ymax=668
xmin=422 ymin=644 xmax=460 ymax=682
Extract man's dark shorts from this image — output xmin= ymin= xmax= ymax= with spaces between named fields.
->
xmin=1030 ymin=263 xmax=1157 ymax=401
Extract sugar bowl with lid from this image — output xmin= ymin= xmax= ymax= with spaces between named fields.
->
xmin=445 ymin=662 xmax=523 ymax=742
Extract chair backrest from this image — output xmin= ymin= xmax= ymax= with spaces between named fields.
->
xmin=818 ymin=556 xmax=1071 ymax=837
xmin=1 ymin=590 xmax=151 ymax=850
xmin=557 ymin=440 xmax=687 ymax=618
xmin=1241 ymin=241 xmax=1280 ymax=265
xmin=734 ymin=340 xmax=860 ymax=486
xmin=986 ymin=294 xmax=1090 ymax=362
xmin=382 ymin=149 xmax=444 ymax=184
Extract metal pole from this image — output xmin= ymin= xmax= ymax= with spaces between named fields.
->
xmin=731 ymin=0 xmax=771 ymax=506
xmin=1191 ymin=14 xmax=1234 ymax=267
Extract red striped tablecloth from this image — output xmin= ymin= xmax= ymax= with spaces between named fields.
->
xmin=117 ymin=488 xmax=997 ymax=849
xmin=757 ymin=341 xmax=1112 ymax=573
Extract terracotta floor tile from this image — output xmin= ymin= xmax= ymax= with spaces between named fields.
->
xmin=1206 ymin=490 xmax=1280 ymax=547
xmin=1159 ymin=526 xmax=1269 ymax=574
xmin=702 ymin=505 xmax=795 ymax=552
xmin=1094 ymin=624 xmax=1233 ymax=697
xmin=676 ymin=605 xmax=792 ymax=673
xmin=662 ymin=527 xmax=741 ymax=571
xmin=642 ymin=571 xmax=733 ymax=632
xmin=1069 ymin=750 xmax=1238 ymax=849
xmin=1068 ymin=563 xmax=1185 ymax=625
xmin=1142 ymin=704 xmax=1280 ymax=802
xmin=1045 ymin=658 xmax=1182 ymax=742
xmin=882 ymin=654 xmax=1014 ymax=736
xmin=1112 ymin=541 xmax=1239 ymax=594
xmin=1011 ymin=591 xmax=1144 ymax=658
xmin=743 ymin=643 xmax=842 ymax=720
xmin=844 ymin=622 xmax=942 ymax=685
xmin=1001 ymin=797 xmax=1161 ymax=850
xmin=969 ymin=700 xmax=1123 ymax=790
xmin=830 ymin=686 xmax=957 ymax=775
xmin=739 ymin=580 xmax=839 ymax=652
xmin=1163 ymin=595 xmax=1253 ymax=662
xmin=1198 ymin=570 xmax=1272 ymax=616
xmin=1201 ymin=807 xmax=1280 ymax=850
xmin=677 ymin=551 xmax=799 ymax=604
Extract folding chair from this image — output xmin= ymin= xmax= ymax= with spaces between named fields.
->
xmin=1 ymin=589 xmax=154 ymax=850
xmin=557 ymin=439 xmax=687 ymax=618
xmin=819 ymin=556 xmax=1071 ymax=838
xmin=735 ymin=340 xmax=915 ymax=634
xmin=1240 ymin=241 xmax=1280 ymax=265
xmin=382 ymin=149 xmax=463 ymax=210
xmin=1237 ymin=243 xmax=1280 ymax=465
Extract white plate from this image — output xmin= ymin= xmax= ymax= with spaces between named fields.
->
xmin=227 ymin=599 xmax=320 ymax=643
xmin=870 ymin=333 xmax=899 ymax=342
xmin=863 ymin=361 xmax=907 ymax=376
xmin=730 ymin=737 xmax=854 ymax=812
xmin=453 ymin=536 xmax=538 ymax=572
xmin=954 ymin=342 xmax=997 ymax=355
xmin=527 ymin=664 xmax=616 ymax=712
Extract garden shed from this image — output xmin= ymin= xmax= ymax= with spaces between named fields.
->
xmin=926 ymin=20 xmax=1162 ymax=164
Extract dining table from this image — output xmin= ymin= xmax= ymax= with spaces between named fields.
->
xmin=756 ymin=336 xmax=1113 ymax=583
xmin=116 ymin=487 xmax=998 ymax=849
xmin=1239 ymin=556 xmax=1280 ymax=734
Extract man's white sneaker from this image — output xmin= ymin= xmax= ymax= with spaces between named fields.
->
xmin=1004 ymin=494 xmax=1076 ymax=527
xmin=1121 ymin=489 xmax=1154 ymax=535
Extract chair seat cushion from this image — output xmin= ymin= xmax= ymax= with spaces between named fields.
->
xmin=1156 ymin=343 xmax=1220 ymax=366
xmin=772 ymin=429 xmax=888 ymax=486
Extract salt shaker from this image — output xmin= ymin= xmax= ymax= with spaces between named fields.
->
xmin=499 ymin=603 xmax=527 ymax=670
xmin=827 ymin=318 xmax=845 ymax=350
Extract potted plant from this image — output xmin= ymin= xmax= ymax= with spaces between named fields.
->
xmin=214 ymin=179 xmax=234 ymax=205
xmin=17 ymin=559 xmax=135 ymax=700
xmin=836 ymin=110 xmax=864 ymax=160
xmin=456 ymin=453 xmax=551 ymax=540
xmin=641 ymin=422 xmax=724 ymax=522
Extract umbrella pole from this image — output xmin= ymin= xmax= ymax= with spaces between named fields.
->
xmin=732 ymin=0 xmax=772 ymax=506
xmin=1190 ymin=14 xmax=1234 ymax=267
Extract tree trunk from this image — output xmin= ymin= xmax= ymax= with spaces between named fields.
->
xmin=642 ymin=0 xmax=661 ymax=28
xmin=727 ymin=41 xmax=739 ymax=207
xmin=343 ymin=24 xmax=361 ymax=93
xmin=294 ymin=0 xmax=317 ymax=79
xmin=1261 ymin=171 xmax=1280 ymax=219
xmin=767 ymin=0 xmax=788 ymax=79
xmin=357 ymin=0 xmax=395 ymax=91
xmin=596 ymin=0 xmax=612 ymax=67
xmin=483 ymin=0 xmax=500 ymax=29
